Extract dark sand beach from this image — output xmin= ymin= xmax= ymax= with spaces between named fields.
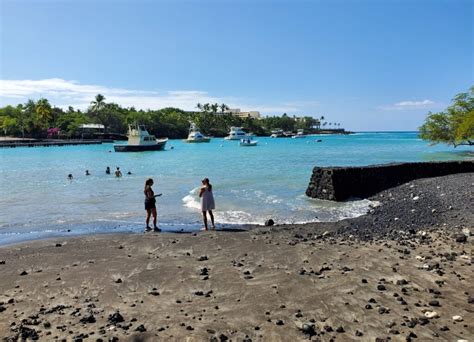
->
xmin=0 ymin=173 xmax=472 ymax=341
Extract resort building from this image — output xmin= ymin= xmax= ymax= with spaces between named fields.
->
xmin=226 ymin=108 xmax=261 ymax=119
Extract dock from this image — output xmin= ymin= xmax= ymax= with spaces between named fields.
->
xmin=0 ymin=139 xmax=104 ymax=148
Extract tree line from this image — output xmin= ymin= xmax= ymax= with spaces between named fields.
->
xmin=0 ymin=95 xmax=342 ymax=139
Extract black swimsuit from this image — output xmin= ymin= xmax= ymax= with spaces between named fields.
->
xmin=144 ymin=188 xmax=156 ymax=210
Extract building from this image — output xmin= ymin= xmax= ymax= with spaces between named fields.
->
xmin=226 ymin=108 xmax=261 ymax=119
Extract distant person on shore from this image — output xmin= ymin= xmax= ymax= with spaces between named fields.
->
xmin=85 ymin=170 xmax=90 ymax=176
xmin=115 ymin=167 xmax=122 ymax=177
xmin=199 ymin=178 xmax=215 ymax=231
xmin=106 ymin=166 xmax=111 ymax=174
xmin=67 ymin=174 xmax=73 ymax=180
xmin=144 ymin=178 xmax=162 ymax=232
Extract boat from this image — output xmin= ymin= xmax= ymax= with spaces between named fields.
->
xmin=240 ymin=138 xmax=258 ymax=146
xmin=114 ymin=124 xmax=168 ymax=152
xmin=270 ymin=129 xmax=284 ymax=138
xmin=224 ymin=127 xmax=253 ymax=140
xmin=183 ymin=122 xmax=210 ymax=143
xmin=292 ymin=129 xmax=306 ymax=138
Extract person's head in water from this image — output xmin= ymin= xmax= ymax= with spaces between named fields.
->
xmin=85 ymin=170 xmax=90 ymax=176
xmin=106 ymin=166 xmax=110 ymax=173
xmin=68 ymin=174 xmax=73 ymax=180
xmin=145 ymin=178 xmax=154 ymax=189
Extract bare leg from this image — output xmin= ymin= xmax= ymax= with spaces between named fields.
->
xmin=146 ymin=209 xmax=151 ymax=228
xmin=202 ymin=211 xmax=208 ymax=230
xmin=152 ymin=208 xmax=158 ymax=230
xmin=209 ymin=210 xmax=215 ymax=229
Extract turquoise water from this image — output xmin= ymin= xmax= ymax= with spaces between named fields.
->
xmin=0 ymin=132 xmax=472 ymax=245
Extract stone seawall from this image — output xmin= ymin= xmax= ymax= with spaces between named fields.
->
xmin=305 ymin=161 xmax=474 ymax=201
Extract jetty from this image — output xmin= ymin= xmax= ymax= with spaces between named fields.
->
xmin=0 ymin=138 xmax=103 ymax=148
xmin=306 ymin=160 xmax=474 ymax=201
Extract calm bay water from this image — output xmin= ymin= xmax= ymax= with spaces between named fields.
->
xmin=0 ymin=132 xmax=472 ymax=245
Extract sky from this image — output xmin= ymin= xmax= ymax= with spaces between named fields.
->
xmin=0 ymin=0 xmax=472 ymax=131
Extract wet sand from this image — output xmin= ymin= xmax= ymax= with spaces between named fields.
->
xmin=0 ymin=173 xmax=472 ymax=341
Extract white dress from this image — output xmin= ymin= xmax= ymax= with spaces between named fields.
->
xmin=200 ymin=186 xmax=215 ymax=211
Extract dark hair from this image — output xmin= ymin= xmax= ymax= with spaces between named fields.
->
xmin=145 ymin=178 xmax=154 ymax=190
xmin=202 ymin=178 xmax=212 ymax=190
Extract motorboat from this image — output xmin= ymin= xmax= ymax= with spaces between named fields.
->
xmin=183 ymin=122 xmax=210 ymax=143
xmin=240 ymin=138 xmax=258 ymax=146
xmin=270 ymin=129 xmax=284 ymax=138
xmin=114 ymin=124 xmax=168 ymax=152
xmin=292 ymin=129 xmax=306 ymax=138
xmin=225 ymin=127 xmax=253 ymax=140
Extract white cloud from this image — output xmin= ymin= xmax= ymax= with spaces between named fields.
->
xmin=0 ymin=78 xmax=318 ymax=115
xmin=379 ymin=99 xmax=437 ymax=110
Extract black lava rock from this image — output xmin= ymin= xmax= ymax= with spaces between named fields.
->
xmin=79 ymin=314 xmax=96 ymax=324
xmin=300 ymin=323 xmax=317 ymax=337
xmin=265 ymin=219 xmax=275 ymax=226
xmin=108 ymin=312 xmax=124 ymax=324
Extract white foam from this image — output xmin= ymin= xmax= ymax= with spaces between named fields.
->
xmin=215 ymin=210 xmax=263 ymax=225
xmin=182 ymin=187 xmax=201 ymax=210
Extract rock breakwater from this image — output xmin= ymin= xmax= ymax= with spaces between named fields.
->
xmin=306 ymin=161 xmax=474 ymax=201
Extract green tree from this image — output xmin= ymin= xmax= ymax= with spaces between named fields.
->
xmin=210 ymin=103 xmax=219 ymax=113
xmin=419 ymin=86 xmax=474 ymax=147
xmin=90 ymin=94 xmax=106 ymax=112
xmin=220 ymin=103 xmax=229 ymax=113
xmin=36 ymin=98 xmax=53 ymax=129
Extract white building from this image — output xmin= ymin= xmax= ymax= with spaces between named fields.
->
xmin=226 ymin=108 xmax=261 ymax=119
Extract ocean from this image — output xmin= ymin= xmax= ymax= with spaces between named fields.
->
xmin=0 ymin=132 xmax=472 ymax=245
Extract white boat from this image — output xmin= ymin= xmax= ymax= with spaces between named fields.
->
xmin=225 ymin=127 xmax=253 ymax=140
xmin=292 ymin=129 xmax=306 ymax=138
xmin=240 ymin=138 xmax=258 ymax=146
xmin=114 ymin=124 xmax=168 ymax=152
xmin=270 ymin=129 xmax=284 ymax=138
xmin=183 ymin=122 xmax=210 ymax=143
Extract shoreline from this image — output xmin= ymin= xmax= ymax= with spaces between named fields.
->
xmin=0 ymin=173 xmax=472 ymax=340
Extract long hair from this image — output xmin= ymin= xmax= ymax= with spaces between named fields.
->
xmin=145 ymin=178 xmax=153 ymax=190
xmin=203 ymin=178 xmax=212 ymax=191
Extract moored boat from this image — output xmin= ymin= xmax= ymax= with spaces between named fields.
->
xmin=292 ymin=129 xmax=306 ymax=138
xmin=270 ymin=129 xmax=284 ymax=138
xmin=114 ymin=124 xmax=168 ymax=152
xmin=183 ymin=122 xmax=210 ymax=143
xmin=239 ymin=138 xmax=258 ymax=146
xmin=225 ymin=127 xmax=253 ymax=140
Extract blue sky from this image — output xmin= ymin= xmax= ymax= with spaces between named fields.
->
xmin=0 ymin=0 xmax=472 ymax=130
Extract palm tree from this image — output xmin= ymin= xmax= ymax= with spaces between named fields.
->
xmin=203 ymin=103 xmax=210 ymax=113
xmin=36 ymin=98 xmax=52 ymax=128
xmin=220 ymin=103 xmax=229 ymax=113
xmin=90 ymin=94 xmax=106 ymax=113
xmin=211 ymin=103 xmax=219 ymax=113
xmin=196 ymin=103 xmax=203 ymax=112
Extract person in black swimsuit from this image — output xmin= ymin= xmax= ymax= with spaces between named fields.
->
xmin=144 ymin=178 xmax=161 ymax=232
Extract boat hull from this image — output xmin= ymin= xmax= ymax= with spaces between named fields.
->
xmin=240 ymin=141 xmax=258 ymax=146
xmin=183 ymin=138 xmax=210 ymax=143
xmin=114 ymin=139 xmax=167 ymax=152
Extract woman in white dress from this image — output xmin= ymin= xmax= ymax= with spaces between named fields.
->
xmin=199 ymin=178 xmax=215 ymax=230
